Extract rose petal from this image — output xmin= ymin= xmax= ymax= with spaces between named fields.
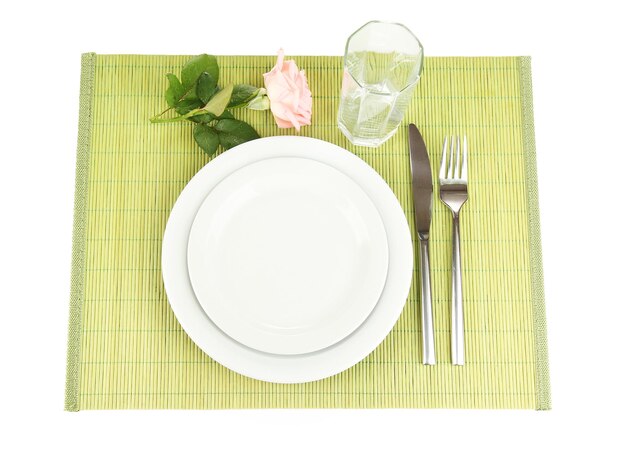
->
xmin=263 ymin=49 xmax=312 ymax=131
xmin=275 ymin=48 xmax=285 ymax=69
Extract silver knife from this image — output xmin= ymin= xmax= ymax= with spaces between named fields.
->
xmin=408 ymin=124 xmax=436 ymax=365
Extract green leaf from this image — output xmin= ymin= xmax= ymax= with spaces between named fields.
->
xmin=165 ymin=74 xmax=184 ymax=107
xmin=189 ymin=112 xmax=217 ymax=124
xmin=197 ymin=72 xmax=218 ymax=104
xmin=215 ymin=118 xmax=260 ymax=150
xmin=228 ymin=84 xmax=259 ymax=108
xmin=218 ymin=110 xmax=234 ymax=120
xmin=203 ymin=83 xmax=234 ymax=117
xmin=193 ymin=125 xmax=220 ymax=155
xmin=175 ymin=97 xmax=203 ymax=115
xmin=186 ymin=85 xmax=198 ymax=100
xmin=181 ymin=54 xmax=219 ymax=90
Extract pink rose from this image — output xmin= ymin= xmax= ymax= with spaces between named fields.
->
xmin=263 ymin=49 xmax=312 ymax=131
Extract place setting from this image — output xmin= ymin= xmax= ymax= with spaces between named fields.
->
xmin=65 ymin=20 xmax=550 ymax=410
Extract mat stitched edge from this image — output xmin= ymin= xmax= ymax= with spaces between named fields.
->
xmin=64 ymin=52 xmax=96 ymax=412
xmin=519 ymin=56 xmax=551 ymax=410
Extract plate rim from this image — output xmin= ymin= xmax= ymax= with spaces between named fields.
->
xmin=162 ymin=136 xmax=413 ymax=383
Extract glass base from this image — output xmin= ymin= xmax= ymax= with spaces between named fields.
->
xmin=338 ymin=122 xmax=399 ymax=148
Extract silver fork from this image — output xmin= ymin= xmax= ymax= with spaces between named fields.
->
xmin=439 ymin=135 xmax=468 ymax=365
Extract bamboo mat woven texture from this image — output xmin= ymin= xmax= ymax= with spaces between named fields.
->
xmin=65 ymin=54 xmax=550 ymax=410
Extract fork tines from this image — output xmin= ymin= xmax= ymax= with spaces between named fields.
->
xmin=440 ymin=135 xmax=468 ymax=183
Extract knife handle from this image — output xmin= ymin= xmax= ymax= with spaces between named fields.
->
xmin=419 ymin=238 xmax=436 ymax=365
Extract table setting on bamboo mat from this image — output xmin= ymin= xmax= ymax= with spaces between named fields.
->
xmin=65 ymin=21 xmax=550 ymax=411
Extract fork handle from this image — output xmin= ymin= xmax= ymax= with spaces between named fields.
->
xmin=419 ymin=238 xmax=436 ymax=365
xmin=451 ymin=214 xmax=465 ymax=365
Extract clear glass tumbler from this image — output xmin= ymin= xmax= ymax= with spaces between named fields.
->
xmin=337 ymin=21 xmax=424 ymax=147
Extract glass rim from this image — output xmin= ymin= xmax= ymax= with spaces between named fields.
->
xmin=343 ymin=20 xmax=424 ymax=94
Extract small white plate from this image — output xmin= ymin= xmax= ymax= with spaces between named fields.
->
xmin=162 ymin=136 xmax=413 ymax=383
xmin=187 ymin=157 xmax=389 ymax=355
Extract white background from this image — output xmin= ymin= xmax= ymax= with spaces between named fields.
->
xmin=1 ymin=0 xmax=624 ymax=462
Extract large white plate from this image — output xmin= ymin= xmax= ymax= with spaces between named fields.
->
xmin=162 ymin=136 xmax=413 ymax=383
xmin=187 ymin=157 xmax=389 ymax=355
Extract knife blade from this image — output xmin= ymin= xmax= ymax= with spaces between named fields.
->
xmin=408 ymin=123 xmax=436 ymax=365
xmin=408 ymin=124 xmax=433 ymax=238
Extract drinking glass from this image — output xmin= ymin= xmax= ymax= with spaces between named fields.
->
xmin=337 ymin=21 xmax=424 ymax=147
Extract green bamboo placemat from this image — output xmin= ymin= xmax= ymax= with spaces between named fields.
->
xmin=65 ymin=53 xmax=550 ymax=410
